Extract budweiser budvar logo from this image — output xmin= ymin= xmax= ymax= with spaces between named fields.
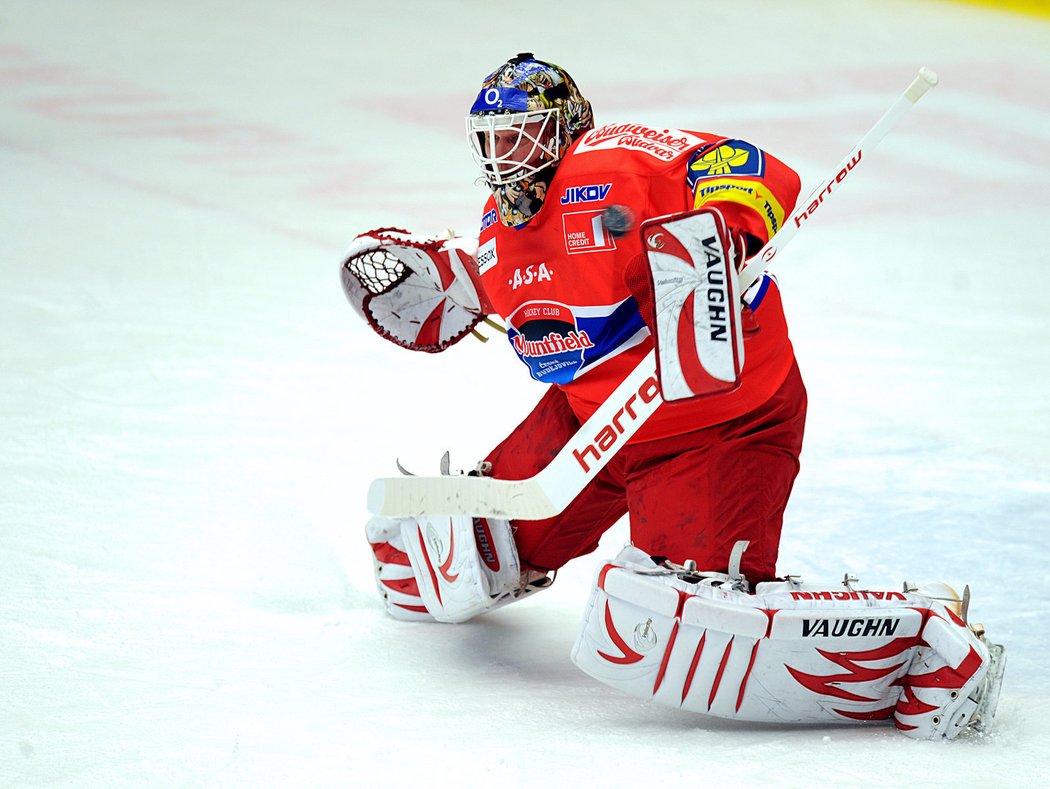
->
xmin=578 ymin=124 xmax=701 ymax=161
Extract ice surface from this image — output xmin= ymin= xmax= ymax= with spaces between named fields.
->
xmin=2 ymin=0 xmax=1049 ymax=785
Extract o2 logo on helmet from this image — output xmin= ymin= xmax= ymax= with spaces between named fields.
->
xmin=563 ymin=209 xmax=617 ymax=254
xmin=470 ymin=86 xmax=529 ymax=113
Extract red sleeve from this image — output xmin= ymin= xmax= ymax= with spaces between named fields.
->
xmin=685 ymin=139 xmax=801 ymax=246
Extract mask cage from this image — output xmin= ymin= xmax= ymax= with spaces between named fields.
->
xmin=466 ymin=109 xmax=562 ymax=186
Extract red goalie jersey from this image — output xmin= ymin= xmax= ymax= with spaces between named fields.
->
xmin=477 ymin=123 xmax=803 ymax=443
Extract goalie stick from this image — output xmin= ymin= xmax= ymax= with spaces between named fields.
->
xmin=367 ymin=67 xmax=939 ymax=521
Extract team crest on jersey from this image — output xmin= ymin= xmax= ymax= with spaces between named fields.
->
xmin=506 ymin=299 xmax=648 ymax=385
xmin=686 ymin=140 xmax=765 ymax=190
xmin=563 ymin=209 xmax=617 ymax=255
xmin=508 ymin=302 xmax=594 ymax=383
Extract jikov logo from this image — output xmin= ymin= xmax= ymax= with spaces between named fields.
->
xmin=560 ymin=183 xmax=612 ymax=204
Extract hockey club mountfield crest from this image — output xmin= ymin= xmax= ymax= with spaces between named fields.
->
xmin=506 ymin=299 xmax=647 ymax=385
xmin=507 ymin=301 xmax=595 ymax=384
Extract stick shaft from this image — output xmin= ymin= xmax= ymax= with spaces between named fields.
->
xmin=738 ymin=68 xmax=938 ymax=291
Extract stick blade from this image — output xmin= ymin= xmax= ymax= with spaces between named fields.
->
xmin=367 ymin=475 xmax=559 ymax=520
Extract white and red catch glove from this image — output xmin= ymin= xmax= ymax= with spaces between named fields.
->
xmin=341 ymin=228 xmax=493 ymax=353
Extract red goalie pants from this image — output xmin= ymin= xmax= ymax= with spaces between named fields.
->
xmin=485 ymin=361 xmax=807 ymax=583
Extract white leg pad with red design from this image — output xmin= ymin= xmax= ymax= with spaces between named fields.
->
xmin=366 ymin=516 xmax=435 ymax=622
xmin=571 ymin=546 xmax=1004 ymax=739
xmin=893 ymin=610 xmax=1006 ymax=739
xmin=399 ymin=514 xmax=551 ymax=623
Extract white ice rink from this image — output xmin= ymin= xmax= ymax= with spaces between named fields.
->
xmin=3 ymin=0 xmax=1050 ymax=785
